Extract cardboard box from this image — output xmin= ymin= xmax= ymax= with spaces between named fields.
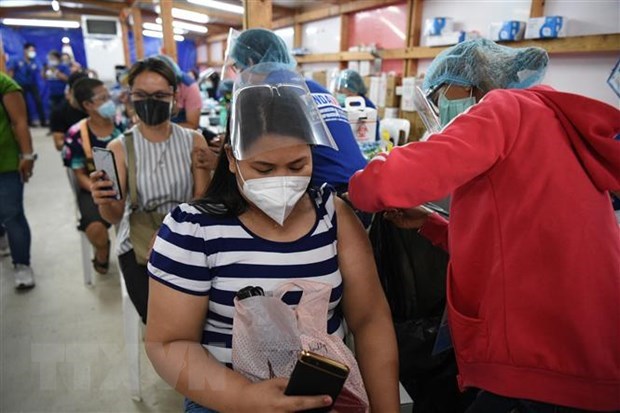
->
xmin=525 ymin=16 xmax=566 ymax=39
xmin=311 ymin=70 xmax=327 ymax=88
xmin=385 ymin=74 xmax=402 ymax=108
xmin=368 ymin=76 xmax=381 ymax=106
xmin=489 ymin=21 xmax=526 ymax=41
xmin=345 ymin=96 xmax=377 ymax=143
xmin=400 ymin=77 xmax=417 ymax=112
xmin=424 ymin=31 xmax=465 ymax=47
xmin=424 ymin=17 xmax=454 ymax=36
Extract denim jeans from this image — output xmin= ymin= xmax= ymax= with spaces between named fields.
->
xmin=184 ymin=398 xmax=219 ymax=413
xmin=466 ymin=391 xmax=603 ymax=413
xmin=0 ymin=172 xmax=31 ymax=266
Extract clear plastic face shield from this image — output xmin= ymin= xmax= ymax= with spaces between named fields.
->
xmin=230 ymin=63 xmax=338 ymax=161
xmin=413 ymin=86 xmax=441 ymax=135
xmin=222 ymin=28 xmax=242 ymax=82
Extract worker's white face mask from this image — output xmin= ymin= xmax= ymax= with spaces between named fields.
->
xmin=236 ymin=162 xmax=310 ymax=226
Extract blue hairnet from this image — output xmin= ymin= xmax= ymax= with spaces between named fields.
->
xmin=423 ymin=38 xmax=548 ymax=94
xmin=336 ymin=69 xmax=367 ymax=95
xmin=230 ymin=28 xmax=296 ymax=70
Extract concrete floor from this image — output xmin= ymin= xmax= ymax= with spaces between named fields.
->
xmin=1 ymin=127 xmax=182 ymax=412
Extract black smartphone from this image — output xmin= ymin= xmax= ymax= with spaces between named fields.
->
xmin=284 ymin=350 xmax=350 ymax=413
xmin=92 ymin=147 xmax=122 ymax=200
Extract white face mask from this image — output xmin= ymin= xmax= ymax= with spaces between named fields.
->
xmin=237 ymin=164 xmax=310 ymax=226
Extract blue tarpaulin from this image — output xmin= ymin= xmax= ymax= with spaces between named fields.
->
xmin=1 ymin=24 xmax=196 ymax=122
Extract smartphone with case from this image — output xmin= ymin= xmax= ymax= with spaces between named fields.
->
xmin=284 ymin=350 xmax=349 ymax=413
xmin=92 ymin=147 xmax=122 ymax=200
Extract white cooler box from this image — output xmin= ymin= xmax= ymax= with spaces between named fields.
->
xmin=345 ymin=96 xmax=377 ymax=143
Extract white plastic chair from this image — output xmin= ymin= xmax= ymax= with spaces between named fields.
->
xmin=65 ymin=168 xmax=95 ymax=286
xmin=121 ymin=278 xmax=142 ymax=401
xmin=379 ymin=118 xmax=411 ymax=147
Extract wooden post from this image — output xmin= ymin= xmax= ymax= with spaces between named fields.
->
xmin=339 ymin=14 xmax=350 ymax=70
xmin=120 ymin=8 xmax=132 ymax=66
xmin=530 ymin=0 xmax=545 ymax=18
xmin=294 ymin=22 xmax=303 ymax=48
xmin=404 ymin=0 xmax=423 ymax=77
xmin=160 ymin=0 xmax=178 ymax=61
xmin=243 ymin=0 xmax=272 ymax=30
xmin=131 ymin=6 xmax=144 ymax=60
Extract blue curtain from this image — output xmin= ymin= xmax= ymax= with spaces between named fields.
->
xmin=127 ymin=30 xmax=197 ymax=72
xmin=1 ymin=25 xmax=86 ymax=120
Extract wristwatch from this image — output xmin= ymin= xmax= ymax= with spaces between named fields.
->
xmin=19 ymin=153 xmax=38 ymax=161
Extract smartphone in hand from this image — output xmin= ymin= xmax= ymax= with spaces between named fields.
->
xmin=92 ymin=147 xmax=122 ymax=200
xmin=284 ymin=350 xmax=350 ymax=413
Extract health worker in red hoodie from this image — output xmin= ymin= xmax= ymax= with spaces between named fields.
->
xmin=348 ymin=39 xmax=620 ymax=412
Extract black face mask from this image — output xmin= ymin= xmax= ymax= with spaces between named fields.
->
xmin=133 ymin=98 xmax=171 ymax=126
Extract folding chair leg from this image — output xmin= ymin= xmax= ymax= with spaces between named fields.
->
xmin=80 ymin=232 xmax=94 ymax=286
xmin=122 ymin=280 xmax=142 ymax=401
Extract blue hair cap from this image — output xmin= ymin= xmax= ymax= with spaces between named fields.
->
xmin=230 ymin=28 xmax=296 ymax=70
xmin=423 ymin=38 xmax=548 ymax=94
xmin=336 ymin=69 xmax=367 ymax=95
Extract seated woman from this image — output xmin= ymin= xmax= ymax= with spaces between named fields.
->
xmin=62 ymin=77 xmax=126 ymax=274
xmin=144 ymin=67 xmax=400 ymax=413
xmin=89 ymin=58 xmax=211 ymax=323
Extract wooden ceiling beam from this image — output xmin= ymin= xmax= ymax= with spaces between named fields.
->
xmin=272 ymin=0 xmax=401 ymax=29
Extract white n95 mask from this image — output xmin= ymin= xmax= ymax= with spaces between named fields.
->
xmin=238 ymin=168 xmax=310 ymax=226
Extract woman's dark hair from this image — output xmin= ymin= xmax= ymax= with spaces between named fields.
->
xmin=193 ymin=86 xmax=313 ymax=216
xmin=72 ymin=77 xmax=104 ymax=112
xmin=127 ymin=58 xmax=177 ymax=92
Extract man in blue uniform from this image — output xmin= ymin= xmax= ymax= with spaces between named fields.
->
xmin=7 ymin=43 xmax=47 ymax=127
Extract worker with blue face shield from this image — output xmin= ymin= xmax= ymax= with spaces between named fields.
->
xmin=348 ymin=38 xmax=620 ymax=412
xmin=222 ymin=28 xmax=367 ymax=195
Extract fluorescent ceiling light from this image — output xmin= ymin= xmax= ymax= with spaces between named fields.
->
xmin=155 ymin=6 xmax=210 ymax=23
xmin=143 ymin=22 xmax=186 ymax=35
xmin=142 ymin=30 xmax=184 ymax=42
xmin=155 ymin=18 xmax=207 ymax=34
xmin=51 ymin=0 xmax=59 ymax=12
xmin=0 ymin=1 xmax=47 ymax=7
xmin=2 ymin=18 xmax=80 ymax=28
xmin=187 ymin=0 xmax=243 ymax=15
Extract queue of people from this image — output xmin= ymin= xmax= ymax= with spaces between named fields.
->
xmin=1 ymin=27 xmax=618 ymax=413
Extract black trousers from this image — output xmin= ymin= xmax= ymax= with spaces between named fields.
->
xmin=118 ymin=249 xmax=149 ymax=324
xmin=466 ymin=391 xmax=609 ymax=413
xmin=20 ymin=83 xmax=46 ymax=125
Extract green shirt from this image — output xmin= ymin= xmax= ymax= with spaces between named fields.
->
xmin=0 ymin=73 xmax=23 ymax=173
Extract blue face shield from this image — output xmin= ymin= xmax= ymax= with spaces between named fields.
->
xmin=438 ymin=91 xmax=476 ymax=127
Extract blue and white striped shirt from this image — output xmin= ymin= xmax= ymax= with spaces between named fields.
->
xmin=148 ymin=188 xmax=344 ymax=365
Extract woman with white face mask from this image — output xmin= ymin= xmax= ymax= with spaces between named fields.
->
xmin=89 ymin=58 xmax=212 ymax=323
xmin=62 ymin=77 xmax=125 ymax=275
xmin=145 ymin=65 xmax=400 ymax=413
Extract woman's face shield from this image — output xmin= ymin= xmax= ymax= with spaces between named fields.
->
xmin=230 ymin=65 xmax=338 ymax=161
xmin=222 ymin=28 xmax=242 ymax=82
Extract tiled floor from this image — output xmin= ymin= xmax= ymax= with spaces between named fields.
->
xmin=1 ymin=127 xmax=182 ymax=413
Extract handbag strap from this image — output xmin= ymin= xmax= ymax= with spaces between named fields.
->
xmin=124 ymin=129 xmax=140 ymax=212
xmin=79 ymin=119 xmax=92 ymax=159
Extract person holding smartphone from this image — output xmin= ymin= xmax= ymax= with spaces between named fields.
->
xmin=89 ymin=58 xmax=211 ymax=324
xmin=144 ymin=66 xmax=400 ymax=413
xmin=62 ymin=77 xmax=126 ymax=275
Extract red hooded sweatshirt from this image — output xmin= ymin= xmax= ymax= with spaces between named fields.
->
xmin=349 ymin=86 xmax=620 ymax=411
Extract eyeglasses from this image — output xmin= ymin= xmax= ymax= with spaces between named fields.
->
xmin=129 ymin=91 xmax=175 ymax=101
xmin=90 ymin=93 xmax=111 ymax=103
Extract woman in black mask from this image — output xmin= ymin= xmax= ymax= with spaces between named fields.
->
xmin=89 ymin=58 xmax=212 ymax=323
